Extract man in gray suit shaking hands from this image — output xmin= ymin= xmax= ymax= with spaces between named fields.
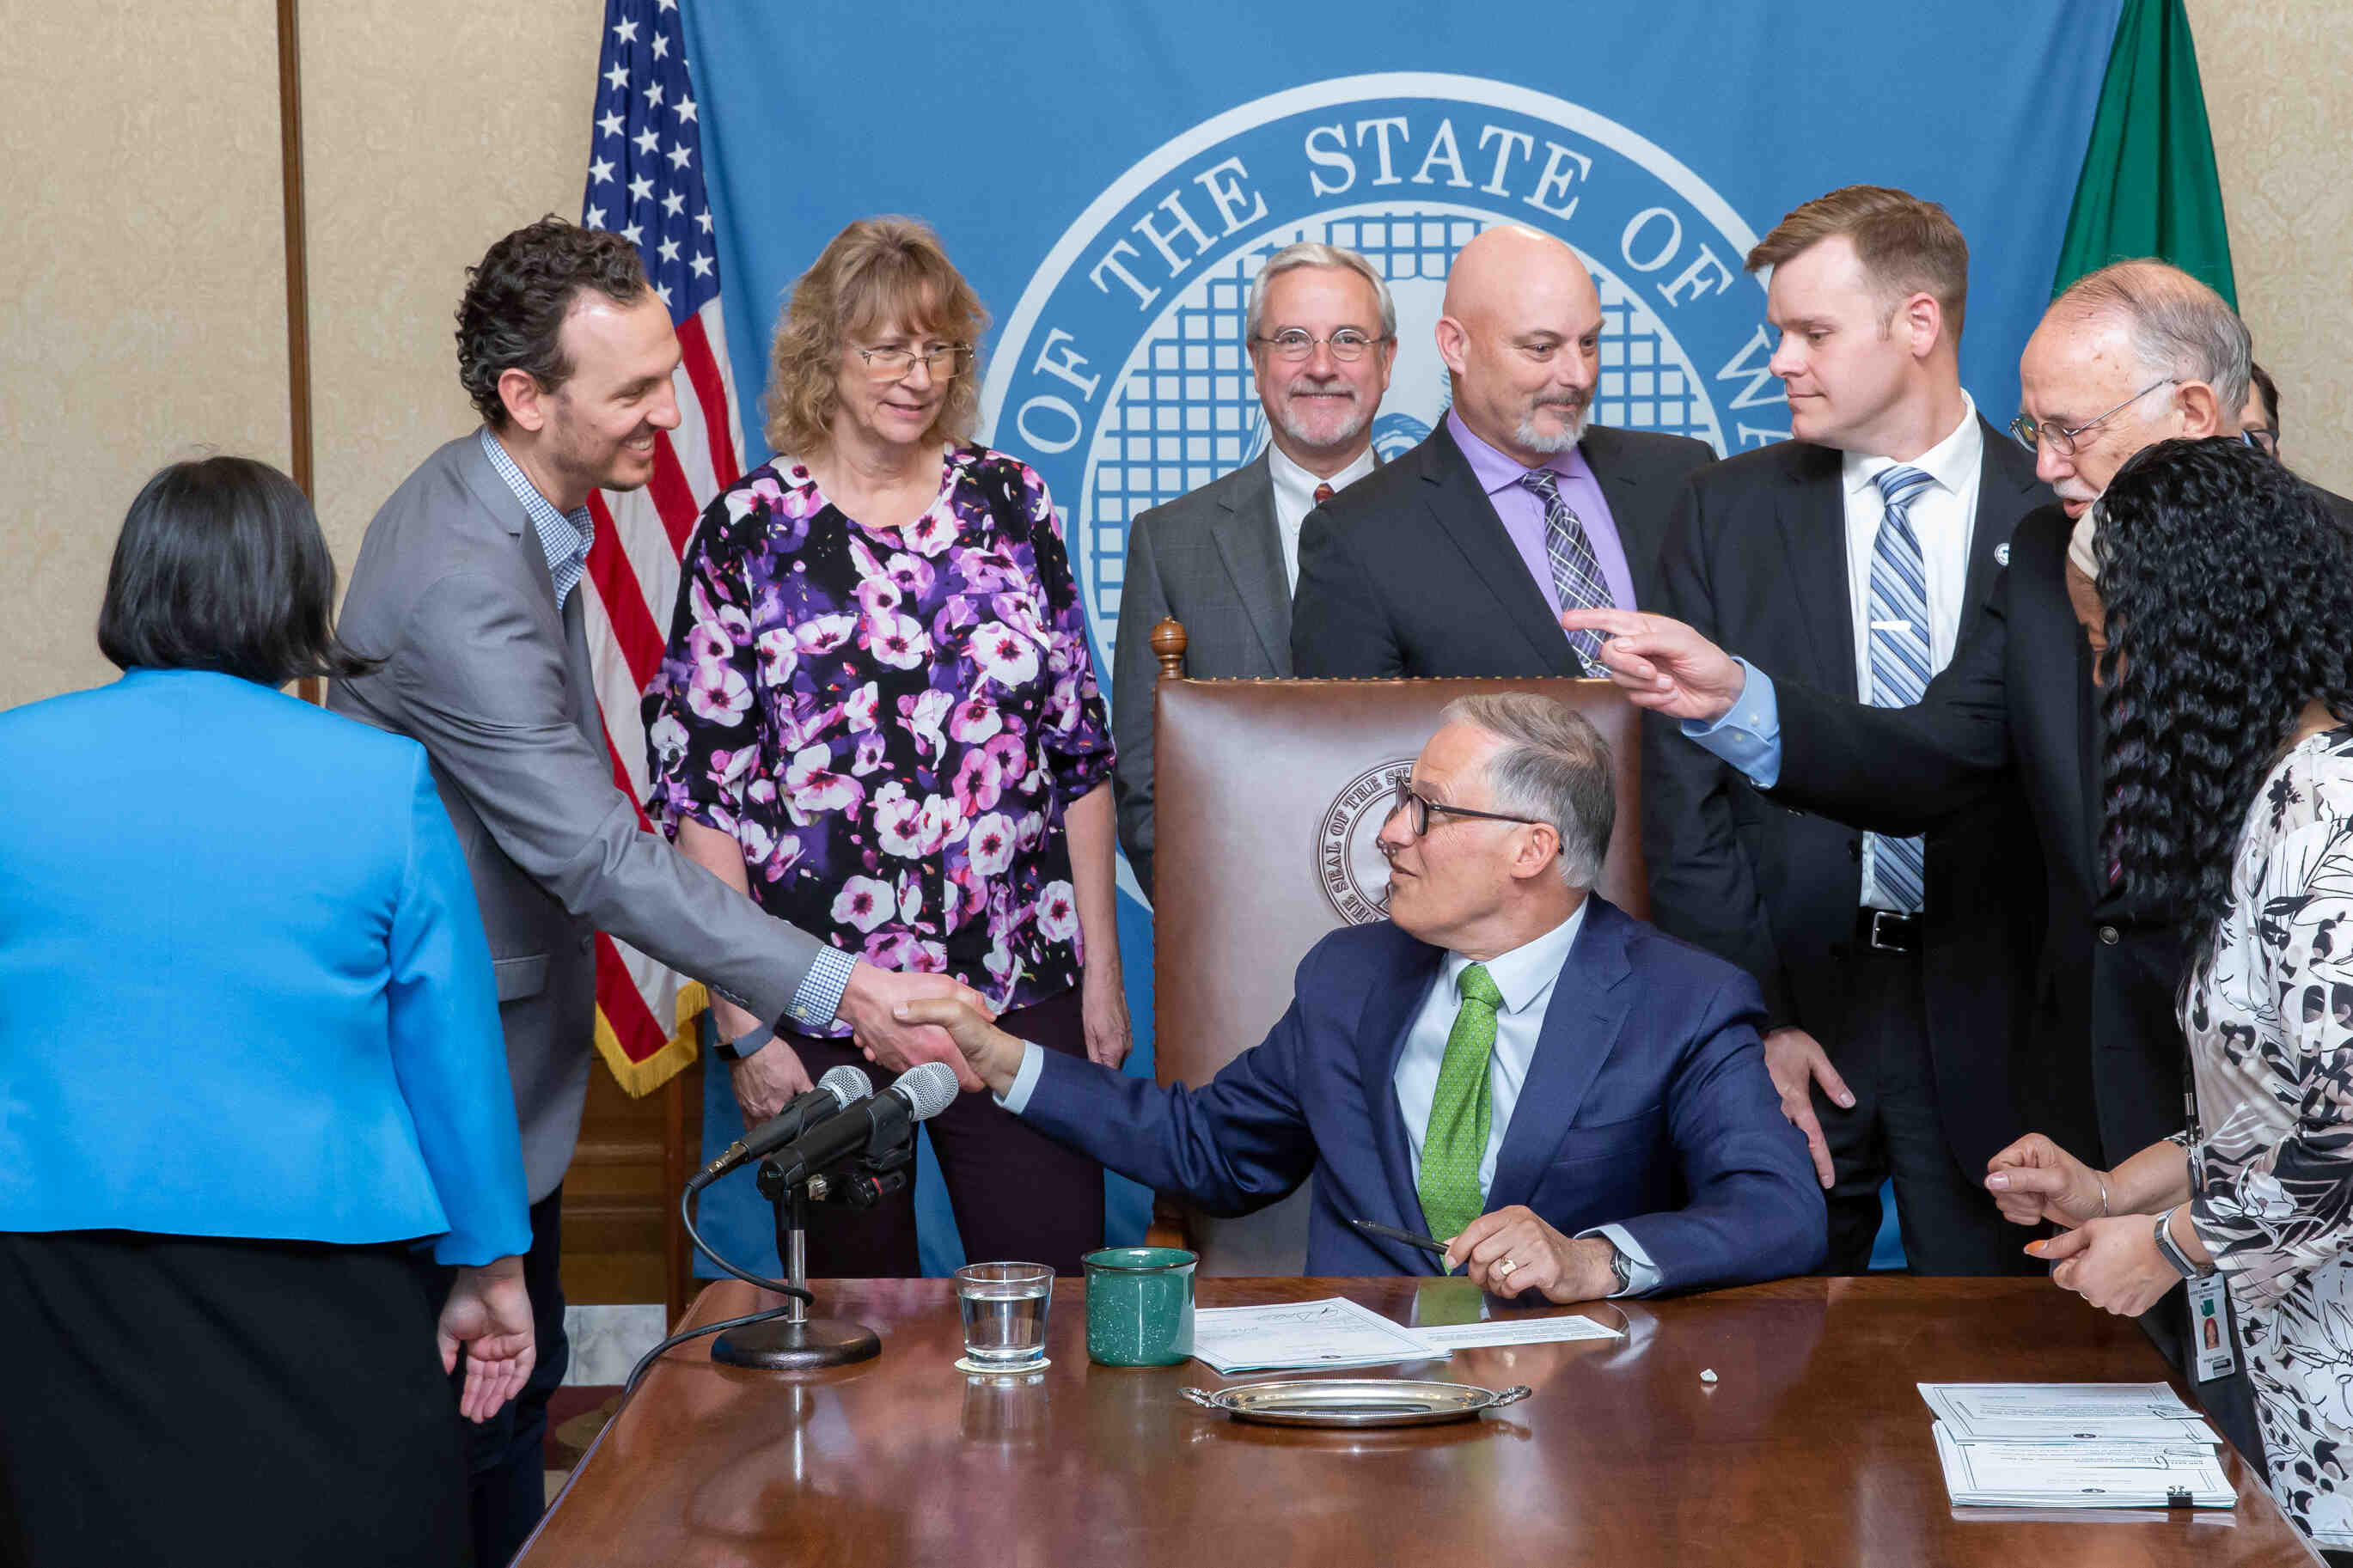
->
xmin=1111 ymin=242 xmax=1397 ymax=896
xmin=331 ymin=219 xmax=977 ymax=1562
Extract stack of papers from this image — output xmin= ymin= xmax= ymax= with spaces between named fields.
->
xmin=1918 ymin=1383 xmax=2234 ymax=1510
xmin=1186 ymin=1297 xmax=1623 ymax=1375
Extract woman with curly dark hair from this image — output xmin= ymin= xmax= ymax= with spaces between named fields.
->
xmin=1983 ymin=436 xmax=2353 ymax=1553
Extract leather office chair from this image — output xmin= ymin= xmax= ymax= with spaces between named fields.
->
xmin=1144 ymin=619 xmax=1650 ymax=1275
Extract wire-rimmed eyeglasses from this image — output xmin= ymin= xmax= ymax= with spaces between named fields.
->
xmin=1248 ymin=328 xmax=1391 ymax=363
xmin=2008 ymin=378 xmax=2175 ymax=457
xmin=854 ymin=343 xmax=975 ymax=381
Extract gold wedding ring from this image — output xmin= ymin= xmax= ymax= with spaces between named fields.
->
xmin=1496 ymin=1258 xmax=1519 ymax=1278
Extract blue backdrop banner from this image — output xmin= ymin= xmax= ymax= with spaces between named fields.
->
xmin=679 ymin=2 xmax=2123 ymax=1277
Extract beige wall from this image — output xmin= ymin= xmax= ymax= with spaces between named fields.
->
xmin=3 ymin=0 xmax=291 ymax=710
xmin=303 ymin=2 xmax=602 ymax=569
xmin=2188 ymin=0 xmax=2353 ymax=499
xmin=0 ymin=0 xmax=596 ymax=712
xmin=3 ymin=5 xmax=2346 ymax=709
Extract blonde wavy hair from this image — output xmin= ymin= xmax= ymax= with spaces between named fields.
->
xmin=763 ymin=217 xmax=989 ymax=461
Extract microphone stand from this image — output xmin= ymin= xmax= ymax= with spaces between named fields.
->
xmin=708 ymin=1154 xmax=901 ymax=1370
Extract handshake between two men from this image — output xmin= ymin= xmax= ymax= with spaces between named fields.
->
xmin=899 ymin=993 xmax=1628 ymax=1303
xmin=903 ymin=695 xmax=1825 ymax=1301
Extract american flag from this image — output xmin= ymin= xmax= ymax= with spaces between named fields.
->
xmin=578 ymin=0 xmax=743 ymax=1095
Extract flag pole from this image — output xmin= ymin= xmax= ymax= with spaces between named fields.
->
xmin=276 ymin=0 xmax=321 ymax=703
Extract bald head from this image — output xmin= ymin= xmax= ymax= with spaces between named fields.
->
xmin=1443 ymin=226 xmax=1598 ymax=326
xmin=2016 ymin=259 xmax=2249 ymax=517
xmin=1436 ymin=227 xmax=1605 ymax=466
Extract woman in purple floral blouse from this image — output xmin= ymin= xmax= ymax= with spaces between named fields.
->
xmin=645 ymin=217 xmax=1125 ymax=1277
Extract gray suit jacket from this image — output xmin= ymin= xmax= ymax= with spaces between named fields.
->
xmin=329 ymin=433 xmax=828 ymax=1199
xmin=1109 ymin=452 xmax=1290 ymax=899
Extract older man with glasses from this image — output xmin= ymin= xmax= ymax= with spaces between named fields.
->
xmin=902 ymin=692 xmax=1825 ymax=1296
xmin=1562 ymin=258 xmax=2277 ymax=1463
xmin=1111 ymin=241 xmax=1398 ymax=898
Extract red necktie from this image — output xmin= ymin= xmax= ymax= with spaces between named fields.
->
xmin=1312 ymin=482 xmax=1335 ymax=505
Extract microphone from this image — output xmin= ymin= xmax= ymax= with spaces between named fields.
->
xmin=763 ymin=1062 xmax=959 ymax=1188
xmin=694 ymin=1065 xmax=871 ymax=1187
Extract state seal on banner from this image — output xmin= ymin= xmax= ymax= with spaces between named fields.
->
xmin=979 ymin=72 xmax=1783 ymax=896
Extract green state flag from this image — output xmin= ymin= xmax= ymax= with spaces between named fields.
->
xmin=2052 ymin=0 xmax=2236 ymax=307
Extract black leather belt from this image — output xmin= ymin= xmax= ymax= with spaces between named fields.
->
xmin=1855 ymin=908 xmax=1921 ymax=954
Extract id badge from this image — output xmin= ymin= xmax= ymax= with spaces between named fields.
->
xmin=2188 ymin=1273 xmax=2238 ymax=1382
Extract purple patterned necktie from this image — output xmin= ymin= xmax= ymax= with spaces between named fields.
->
xmin=1519 ymin=467 xmax=1614 ymax=674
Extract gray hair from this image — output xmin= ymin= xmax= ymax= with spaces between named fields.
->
xmin=1244 ymin=242 xmax=1397 ymax=342
xmin=1439 ymin=693 xmax=1616 ymax=888
xmin=2051 ymin=260 xmax=2252 ymax=418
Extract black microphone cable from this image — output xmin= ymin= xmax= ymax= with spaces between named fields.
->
xmin=617 ymin=1062 xmax=959 ymax=1400
xmin=619 ymin=1181 xmax=815 ymax=1400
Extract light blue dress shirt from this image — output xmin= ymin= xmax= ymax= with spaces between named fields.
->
xmin=1684 ymin=657 xmax=1785 ymax=789
xmin=1000 ymin=901 xmax=1659 ymax=1294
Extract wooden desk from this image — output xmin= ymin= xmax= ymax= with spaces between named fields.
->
xmin=520 ymin=1276 xmax=2307 ymax=1566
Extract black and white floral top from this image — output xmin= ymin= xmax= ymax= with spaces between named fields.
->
xmin=2182 ymin=725 xmax=2353 ymax=1547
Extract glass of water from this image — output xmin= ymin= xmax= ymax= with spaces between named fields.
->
xmin=954 ymin=1261 xmax=1054 ymax=1370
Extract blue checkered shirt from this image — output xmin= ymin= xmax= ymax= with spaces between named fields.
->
xmin=479 ymin=428 xmax=594 ymax=609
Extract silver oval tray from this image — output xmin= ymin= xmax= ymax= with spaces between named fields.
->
xmin=1182 ymin=1378 xmax=1531 ymax=1428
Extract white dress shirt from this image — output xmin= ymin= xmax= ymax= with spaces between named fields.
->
xmin=1266 ymin=441 xmax=1377 ymax=593
xmin=1841 ymin=394 xmax=1983 ymax=912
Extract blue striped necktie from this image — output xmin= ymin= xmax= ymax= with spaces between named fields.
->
xmin=1866 ymin=466 xmax=1934 ymax=913
xmin=1519 ymin=467 xmax=1614 ymax=674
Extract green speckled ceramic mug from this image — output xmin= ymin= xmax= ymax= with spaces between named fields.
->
xmin=1083 ymin=1247 xmax=1196 ymax=1366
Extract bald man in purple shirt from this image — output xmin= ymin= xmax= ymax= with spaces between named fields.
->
xmin=1292 ymin=225 xmax=1714 ymax=678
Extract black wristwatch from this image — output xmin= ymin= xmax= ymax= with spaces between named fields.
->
xmin=712 ymin=1022 xmax=776 ymax=1064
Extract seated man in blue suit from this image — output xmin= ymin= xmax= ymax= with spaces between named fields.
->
xmin=903 ymin=694 xmax=1824 ymax=1299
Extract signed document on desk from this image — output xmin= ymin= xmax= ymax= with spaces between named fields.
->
xmin=1189 ymin=1297 xmax=1452 ymax=1374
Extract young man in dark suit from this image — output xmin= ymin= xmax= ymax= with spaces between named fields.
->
xmin=1642 ymin=186 xmax=2048 ymax=1277
xmin=1289 ymin=224 xmax=1714 ymax=678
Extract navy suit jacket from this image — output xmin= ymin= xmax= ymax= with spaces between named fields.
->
xmin=1021 ymin=899 xmax=1824 ymax=1290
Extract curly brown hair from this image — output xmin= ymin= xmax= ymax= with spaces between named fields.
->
xmin=764 ymin=217 xmax=988 ymax=461
xmin=456 ymin=217 xmax=651 ymax=429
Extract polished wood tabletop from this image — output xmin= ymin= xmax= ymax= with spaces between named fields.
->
xmin=519 ymin=1276 xmax=2307 ymax=1566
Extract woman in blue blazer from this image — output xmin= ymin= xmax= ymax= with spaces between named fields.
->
xmin=0 ymin=459 xmax=534 ymax=1567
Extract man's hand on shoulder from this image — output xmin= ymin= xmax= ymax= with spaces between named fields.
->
xmin=1445 ymin=1205 xmax=1617 ymax=1303
xmin=1560 ymin=607 xmax=1746 ymax=723
xmin=837 ymin=962 xmax=992 ymax=1092
xmin=894 ymin=996 xmax=1029 ymax=1098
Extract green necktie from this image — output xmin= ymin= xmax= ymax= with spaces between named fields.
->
xmin=1417 ymin=962 xmax=1504 ymax=1244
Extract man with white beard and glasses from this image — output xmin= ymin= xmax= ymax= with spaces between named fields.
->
xmin=1111 ymin=242 xmax=1397 ymax=896
xmin=1290 ymin=223 xmax=1714 ymax=678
